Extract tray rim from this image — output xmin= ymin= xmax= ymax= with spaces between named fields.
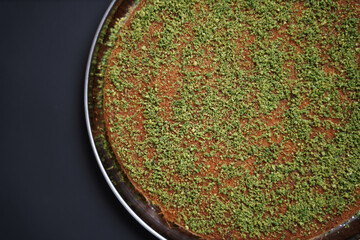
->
xmin=84 ymin=1 xmax=166 ymax=239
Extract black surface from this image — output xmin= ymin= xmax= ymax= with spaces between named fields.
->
xmin=0 ymin=1 xmax=156 ymax=239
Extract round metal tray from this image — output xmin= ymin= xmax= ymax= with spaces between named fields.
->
xmin=84 ymin=1 xmax=360 ymax=239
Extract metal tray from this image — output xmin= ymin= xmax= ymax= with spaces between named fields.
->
xmin=84 ymin=1 xmax=360 ymax=239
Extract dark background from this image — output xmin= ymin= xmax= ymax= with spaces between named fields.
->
xmin=0 ymin=0 xmax=156 ymax=239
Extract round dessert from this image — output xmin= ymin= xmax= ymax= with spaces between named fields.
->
xmin=101 ymin=0 xmax=360 ymax=239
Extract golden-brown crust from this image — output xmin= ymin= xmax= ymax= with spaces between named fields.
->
xmin=102 ymin=0 xmax=360 ymax=239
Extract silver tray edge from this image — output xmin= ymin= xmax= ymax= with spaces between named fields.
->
xmin=84 ymin=1 xmax=166 ymax=239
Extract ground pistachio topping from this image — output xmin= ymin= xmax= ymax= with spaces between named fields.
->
xmin=102 ymin=0 xmax=360 ymax=239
